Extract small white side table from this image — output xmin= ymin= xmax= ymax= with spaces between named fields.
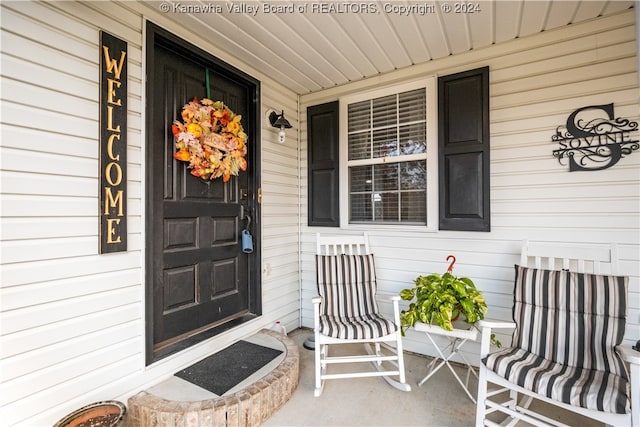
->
xmin=414 ymin=322 xmax=479 ymax=403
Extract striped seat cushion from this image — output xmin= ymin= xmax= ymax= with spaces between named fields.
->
xmin=483 ymin=265 xmax=630 ymax=414
xmin=484 ymin=347 xmax=630 ymax=414
xmin=316 ymin=254 xmax=397 ymax=339
xmin=318 ymin=313 xmax=397 ymax=340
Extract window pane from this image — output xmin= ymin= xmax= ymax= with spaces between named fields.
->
xmin=350 ymin=193 xmax=372 ymax=222
xmin=350 ymin=165 xmax=372 ymax=192
xmin=373 ymin=94 xmax=397 ymax=128
xmin=350 ymin=161 xmax=426 ymax=224
xmin=348 ymin=100 xmax=370 ymax=132
xmin=348 ymin=131 xmax=371 ymax=160
xmin=399 ymin=89 xmax=426 ymax=123
xmin=400 ymin=160 xmax=426 ymax=190
xmin=374 ymin=192 xmax=398 ymax=222
xmin=399 ymin=123 xmax=426 ymax=155
xmin=373 ymin=127 xmax=398 ymax=158
xmin=374 ymin=163 xmax=398 ymax=192
xmin=401 ymin=191 xmax=426 ymax=222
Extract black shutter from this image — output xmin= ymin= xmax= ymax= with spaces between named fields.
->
xmin=438 ymin=66 xmax=490 ymax=231
xmin=307 ymin=101 xmax=340 ymax=227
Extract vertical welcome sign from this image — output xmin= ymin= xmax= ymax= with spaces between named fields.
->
xmin=99 ymin=31 xmax=127 ymax=253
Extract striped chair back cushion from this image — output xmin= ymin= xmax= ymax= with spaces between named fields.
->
xmin=316 ymin=254 xmax=380 ymax=318
xmin=316 ymin=254 xmax=396 ymax=339
xmin=512 ymin=265 xmax=628 ymax=375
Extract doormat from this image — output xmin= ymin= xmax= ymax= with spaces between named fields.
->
xmin=175 ymin=340 xmax=283 ymax=396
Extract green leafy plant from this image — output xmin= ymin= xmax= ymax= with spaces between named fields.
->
xmin=399 ymin=271 xmax=501 ymax=347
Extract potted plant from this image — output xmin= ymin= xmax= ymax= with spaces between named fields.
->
xmin=399 ymin=263 xmax=501 ymax=347
xmin=53 ymin=401 xmax=126 ymax=427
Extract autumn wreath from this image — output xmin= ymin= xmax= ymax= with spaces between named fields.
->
xmin=172 ymin=98 xmax=247 ymax=182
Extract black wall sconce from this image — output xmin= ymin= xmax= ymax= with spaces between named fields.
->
xmin=269 ymin=110 xmax=292 ymax=144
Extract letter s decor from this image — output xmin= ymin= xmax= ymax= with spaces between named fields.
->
xmin=552 ymin=103 xmax=638 ymax=172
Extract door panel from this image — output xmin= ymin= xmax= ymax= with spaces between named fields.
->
xmin=146 ymin=24 xmax=260 ymax=361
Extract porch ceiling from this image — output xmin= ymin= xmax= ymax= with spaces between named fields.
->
xmin=143 ymin=0 xmax=635 ymax=94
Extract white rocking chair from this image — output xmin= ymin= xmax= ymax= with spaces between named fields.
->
xmin=312 ymin=233 xmax=411 ymax=396
xmin=476 ymin=240 xmax=639 ymax=427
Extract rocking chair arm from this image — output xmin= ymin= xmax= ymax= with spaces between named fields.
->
xmin=384 ymin=295 xmax=402 ymax=324
xmin=617 ymin=344 xmax=640 ymax=365
xmin=477 ymin=319 xmax=516 ymax=330
xmin=477 ymin=319 xmax=516 ymax=357
xmin=312 ymin=296 xmax=322 ymax=334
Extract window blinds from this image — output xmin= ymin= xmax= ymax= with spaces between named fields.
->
xmin=347 ymin=88 xmax=427 ymax=224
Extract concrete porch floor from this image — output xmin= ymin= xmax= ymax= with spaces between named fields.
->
xmin=262 ymin=328 xmax=603 ymax=427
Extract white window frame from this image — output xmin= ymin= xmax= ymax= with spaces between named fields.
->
xmin=339 ymin=77 xmax=438 ymax=231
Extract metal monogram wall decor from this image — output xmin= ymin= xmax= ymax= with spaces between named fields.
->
xmin=552 ymin=103 xmax=638 ymax=172
xmin=99 ymin=31 xmax=127 ymax=253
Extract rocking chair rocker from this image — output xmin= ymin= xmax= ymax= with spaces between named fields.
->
xmin=312 ymin=233 xmax=411 ymax=396
xmin=475 ymin=240 xmax=639 ymax=426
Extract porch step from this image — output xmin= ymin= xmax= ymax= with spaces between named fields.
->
xmin=126 ymin=329 xmax=299 ymax=427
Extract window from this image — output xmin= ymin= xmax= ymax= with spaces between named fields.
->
xmin=331 ymin=69 xmax=489 ymax=231
xmin=340 ymin=79 xmax=438 ymax=227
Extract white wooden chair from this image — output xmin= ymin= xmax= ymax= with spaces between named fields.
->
xmin=312 ymin=233 xmax=411 ymax=396
xmin=475 ymin=240 xmax=639 ymax=427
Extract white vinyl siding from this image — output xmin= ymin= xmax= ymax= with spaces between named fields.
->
xmin=0 ymin=1 xmax=300 ymax=425
xmin=300 ymin=9 xmax=639 ymax=363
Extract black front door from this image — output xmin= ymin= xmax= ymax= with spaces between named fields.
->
xmin=145 ymin=23 xmax=261 ymax=363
